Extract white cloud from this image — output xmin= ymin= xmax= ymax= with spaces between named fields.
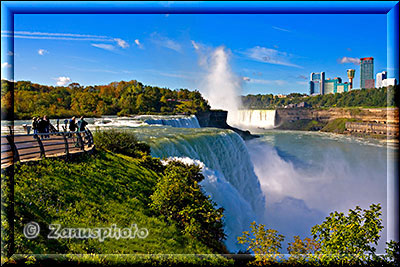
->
xmin=338 ymin=56 xmax=360 ymax=65
xmin=272 ymin=26 xmax=291 ymax=32
xmin=243 ymin=46 xmax=302 ymax=68
xmin=7 ymin=51 xmax=14 ymax=56
xmin=2 ymin=31 xmax=129 ymax=49
xmin=38 ymin=49 xmax=49 ymax=55
xmin=91 ymin=43 xmax=115 ymax=51
xmin=55 ymin=76 xmax=71 ymax=86
xmin=1 ymin=62 xmax=12 ymax=68
xmin=2 ymin=30 xmax=109 ymax=38
xmin=134 ymin=39 xmax=143 ymax=48
xmin=114 ymin=38 xmax=129 ymax=48
xmin=191 ymin=40 xmax=200 ymax=50
xmin=151 ymin=33 xmax=181 ymax=52
xmin=243 ymin=77 xmax=287 ymax=86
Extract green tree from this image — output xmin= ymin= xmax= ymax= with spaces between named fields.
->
xmin=237 ymin=221 xmax=285 ymax=265
xmin=150 ymin=160 xmax=226 ymax=253
xmin=311 ymin=203 xmax=384 ymax=265
xmin=287 ymin=236 xmax=320 ymax=264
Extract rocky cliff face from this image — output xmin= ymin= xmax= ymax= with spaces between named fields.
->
xmin=196 ymin=110 xmax=259 ymax=140
xmin=275 ymin=108 xmax=399 ymax=126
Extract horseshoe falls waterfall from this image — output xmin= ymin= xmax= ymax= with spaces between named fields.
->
xmin=234 ymin=109 xmax=276 ymax=129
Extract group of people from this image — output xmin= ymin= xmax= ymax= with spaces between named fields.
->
xmin=31 ymin=115 xmax=51 ymax=139
xmin=31 ymin=115 xmax=88 ymax=139
xmin=66 ymin=116 xmax=88 ymax=132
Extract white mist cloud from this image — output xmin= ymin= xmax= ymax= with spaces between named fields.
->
xmin=38 ymin=49 xmax=49 ymax=55
xmin=199 ymin=46 xmax=242 ymax=124
xmin=246 ymin=136 xmax=387 ymax=252
xmin=339 ymin=56 xmax=360 ymax=65
xmin=1 ymin=62 xmax=12 ymax=68
xmin=244 ymin=46 xmax=302 ymax=68
xmin=55 ymin=76 xmax=72 ymax=86
xmin=91 ymin=43 xmax=115 ymax=51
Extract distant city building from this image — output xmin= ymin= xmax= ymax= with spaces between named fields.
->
xmin=376 ymin=71 xmax=387 ymax=88
xmin=309 ymin=72 xmax=325 ymax=95
xmin=347 ymin=69 xmax=355 ymax=90
xmin=382 ymin=78 xmax=397 ymax=87
xmin=309 ymin=72 xmax=351 ymax=95
xmin=324 ymin=77 xmax=350 ymax=94
xmin=360 ymin=57 xmax=374 ymax=88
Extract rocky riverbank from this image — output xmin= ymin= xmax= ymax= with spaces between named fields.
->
xmin=275 ymin=107 xmax=399 ymax=142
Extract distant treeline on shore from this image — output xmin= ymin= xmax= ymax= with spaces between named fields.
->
xmin=1 ymin=79 xmax=211 ymax=120
xmin=242 ymin=85 xmax=399 ymax=109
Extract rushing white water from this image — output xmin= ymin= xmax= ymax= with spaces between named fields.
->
xmin=199 ymin=47 xmax=242 ymax=125
xmin=91 ymin=115 xmax=200 ymax=129
xmin=148 ymin=130 xmax=265 ymax=213
xmin=142 ymin=115 xmax=200 ymax=128
xmin=234 ymin=109 xmax=276 ymax=129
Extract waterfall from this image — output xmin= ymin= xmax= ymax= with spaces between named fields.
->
xmin=235 ymin=109 xmax=276 ymax=129
xmin=143 ymin=115 xmax=201 ymax=128
xmin=143 ymin=128 xmax=266 ymax=252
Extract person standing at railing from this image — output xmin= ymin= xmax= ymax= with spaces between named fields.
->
xmin=77 ymin=116 xmax=89 ymax=145
xmin=32 ymin=117 xmax=38 ymax=139
xmin=43 ymin=115 xmax=50 ymax=139
xmin=69 ymin=117 xmax=77 ymax=132
xmin=77 ymin=116 xmax=88 ymax=131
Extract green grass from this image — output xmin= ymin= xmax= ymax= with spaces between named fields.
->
xmin=321 ymin=118 xmax=360 ymax=134
xmin=2 ymin=150 xmax=232 ymax=265
xmin=276 ymin=119 xmax=326 ymax=131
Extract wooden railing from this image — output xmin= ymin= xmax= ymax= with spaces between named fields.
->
xmin=1 ymin=129 xmax=94 ymax=168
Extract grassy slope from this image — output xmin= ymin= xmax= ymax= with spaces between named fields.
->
xmin=321 ymin=118 xmax=360 ymax=134
xmin=276 ymin=119 xmax=326 ymax=131
xmin=9 ymin=151 xmax=229 ymax=260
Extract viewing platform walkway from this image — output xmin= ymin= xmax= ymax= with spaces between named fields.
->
xmin=1 ymin=130 xmax=94 ymax=169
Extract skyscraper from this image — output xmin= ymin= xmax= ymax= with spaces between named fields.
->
xmin=309 ymin=72 xmax=325 ymax=95
xmin=360 ymin=57 xmax=374 ymax=88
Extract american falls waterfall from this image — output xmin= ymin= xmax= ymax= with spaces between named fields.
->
xmin=143 ymin=128 xmax=266 ymax=252
xmin=233 ymin=109 xmax=276 ymax=129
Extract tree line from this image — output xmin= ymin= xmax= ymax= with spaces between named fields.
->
xmin=1 ymin=79 xmax=211 ymax=120
xmin=241 ymin=86 xmax=398 ymax=109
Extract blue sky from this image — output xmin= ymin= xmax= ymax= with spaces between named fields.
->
xmin=2 ymin=12 xmax=387 ymax=95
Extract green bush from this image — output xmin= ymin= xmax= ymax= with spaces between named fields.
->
xmin=150 ymin=160 xmax=226 ymax=253
xmin=93 ymin=129 xmax=151 ymax=158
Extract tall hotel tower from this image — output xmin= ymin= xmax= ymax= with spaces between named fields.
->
xmin=360 ymin=57 xmax=374 ymax=89
xmin=347 ymin=69 xmax=355 ymax=90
